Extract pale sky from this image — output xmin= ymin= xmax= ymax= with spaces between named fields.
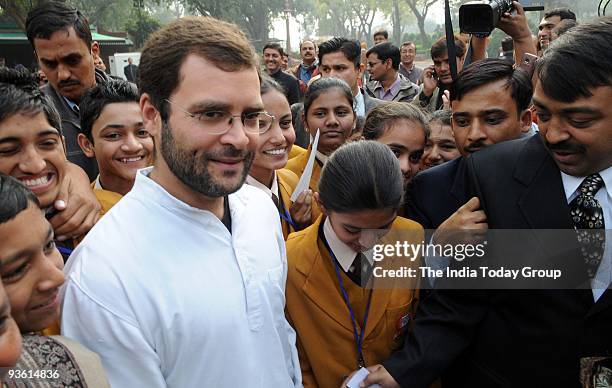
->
xmin=271 ymin=2 xmax=447 ymax=51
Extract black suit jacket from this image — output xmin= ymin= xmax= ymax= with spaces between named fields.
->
xmin=385 ymin=135 xmax=612 ymax=387
xmin=404 ymin=157 xmax=468 ymax=229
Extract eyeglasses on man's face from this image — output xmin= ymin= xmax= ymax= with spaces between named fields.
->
xmin=164 ymin=99 xmax=273 ymax=135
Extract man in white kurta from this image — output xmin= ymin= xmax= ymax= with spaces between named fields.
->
xmin=60 ymin=16 xmax=302 ymax=388
xmin=61 ymin=168 xmax=301 ymax=387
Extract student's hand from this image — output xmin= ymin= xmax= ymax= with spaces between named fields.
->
xmin=50 ymin=162 xmax=100 ymax=241
xmin=361 ymin=364 xmax=401 ymax=387
xmin=422 ymin=66 xmax=438 ymax=97
xmin=289 ymin=189 xmax=312 ymax=231
xmin=497 ymin=1 xmax=533 ymax=43
xmin=442 ymin=90 xmax=451 ymax=110
xmin=432 ymin=197 xmax=488 ymax=246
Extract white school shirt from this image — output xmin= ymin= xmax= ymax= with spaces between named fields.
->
xmin=61 ymin=167 xmax=302 ymax=388
xmin=561 ymin=166 xmax=612 ymax=302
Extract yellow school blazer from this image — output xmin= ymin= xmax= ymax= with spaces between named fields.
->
xmin=277 ymin=169 xmax=299 ymax=240
xmin=289 ymin=144 xmax=307 ymax=160
xmin=285 ymin=215 xmax=424 ymax=387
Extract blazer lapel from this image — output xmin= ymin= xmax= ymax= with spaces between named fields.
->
xmin=295 ymin=221 xmax=355 ymax=333
xmin=515 ymin=136 xmax=593 ymax=304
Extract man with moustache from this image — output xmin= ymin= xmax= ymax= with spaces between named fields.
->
xmin=26 ymin=2 xmax=118 ymax=180
xmin=263 ymin=42 xmax=300 ymax=105
xmin=405 ymin=58 xmax=533 ymax=229
xmin=290 ymin=40 xmax=319 ymax=95
xmin=61 ymin=17 xmax=302 ymax=388
xmin=357 ymin=17 xmax=612 ymax=388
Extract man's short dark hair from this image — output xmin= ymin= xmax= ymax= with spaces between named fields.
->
xmin=139 ymin=17 xmax=258 ymax=121
xmin=373 ymin=29 xmax=389 ymax=40
xmin=537 ymin=17 xmax=612 ymax=103
xmin=366 ymin=43 xmax=401 ymax=70
xmin=26 ymin=1 xmax=92 ymax=50
xmin=430 ymin=35 xmax=467 ymax=60
xmin=450 ymin=58 xmax=532 ymax=114
xmin=79 ymin=80 xmax=139 ymax=142
xmin=0 ymin=173 xmax=40 ymax=225
xmin=0 ymin=68 xmax=61 ymax=133
xmin=400 ymin=41 xmax=416 ymax=50
xmin=263 ymin=42 xmax=284 ymax=56
xmin=318 ymin=37 xmax=361 ymax=69
xmin=544 ymin=7 xmax=576 ymax=21
xmin=552 ymin=19 xmax=578 ymax=38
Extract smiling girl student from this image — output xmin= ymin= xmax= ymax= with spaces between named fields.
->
xmin=285 ymin=77 xmax=357 ymax=221
xmin=285 ymin=141 xmax=423 ymax=387
xmin=246 ymin=76 xmax=313 ymax=238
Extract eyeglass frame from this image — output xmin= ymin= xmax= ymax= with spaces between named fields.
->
xmin=162 ymin=98 xmax=273 ymax=135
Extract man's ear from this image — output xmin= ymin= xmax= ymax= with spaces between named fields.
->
xmin=77 ymin=133 xmax=95 ymax=158
xmin=140 ymin=93 xmax=162 ymax=138
xmin=357 ymin=63 xmax=365 ymax=80
xmin=91 ymin=41 xmax=101 ymax=56
xmin=519 ymin=108 xmax=533 ymax=133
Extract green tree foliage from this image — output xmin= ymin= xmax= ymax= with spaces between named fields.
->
xmin=125 ymin=8 xmax=161 ymax=49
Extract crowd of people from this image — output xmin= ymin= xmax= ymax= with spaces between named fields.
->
xmin=0 ymin=1 xmax=610 ymax=387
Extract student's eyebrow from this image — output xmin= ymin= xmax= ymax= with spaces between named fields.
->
xmin=531 ymin=98 xmax=548 ymax=110
xmin=560 ymin=107 xmax=602 ymax=116
xmin=100 ymin=124 xmax=127 ymax=130
xmin=37 ymin=129 xmax=61 ymax=137
xmin=189 ymin=101 xmax=265 ymax=113
xmin=386 ymin=143 xmax=408 ymax=150
xmin=480 ymin=109 xmax=508 ymax=116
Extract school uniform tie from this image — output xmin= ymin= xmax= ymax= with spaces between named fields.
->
xmin=347 ymin=252 xmax=373 ymax=286
xmin=570 ymin=174 xmax=605 ymax=278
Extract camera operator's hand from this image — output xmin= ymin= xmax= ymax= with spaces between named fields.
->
xmin=497 ymin=1 xmax=537 ymax=56
xmin=422 ymin=65 xmax=438 ymax=97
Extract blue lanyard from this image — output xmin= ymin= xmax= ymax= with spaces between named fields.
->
xmin=58 ymin=246 xmax=73 ymax=256
xmin=279 ymin=207 xmax=298 ymax=229
xmin=328 ymin=246 xmax=373 ymax=368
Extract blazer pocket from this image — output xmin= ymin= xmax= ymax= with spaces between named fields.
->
xmin=385 ymin=301 xmax=413 ymax=351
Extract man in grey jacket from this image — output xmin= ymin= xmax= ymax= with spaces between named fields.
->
xmin=365 ymin=43 xmax=419 ymax=103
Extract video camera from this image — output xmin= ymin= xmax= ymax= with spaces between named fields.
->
xmin=459 ymin=0 xmax=544 ymax=34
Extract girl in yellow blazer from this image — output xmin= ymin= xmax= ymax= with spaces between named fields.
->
xmin=247 ymin=76 xmax=313 ymax=238
xmin=285 ymin=141 xmax=424 ymax=387
xmin=285 ymin=78 xmax=358 ymax=222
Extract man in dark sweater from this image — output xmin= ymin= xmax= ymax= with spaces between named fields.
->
xmin=26 ymin=1 xmax=112 ymax=181
xmin=263 ymin=42 xmax=300 ymax=105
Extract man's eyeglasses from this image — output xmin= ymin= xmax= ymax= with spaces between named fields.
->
xmin=367 ymin=61 xmax=383 ymax=68
xmin=164 ymin=99 xmax=273 ymax=135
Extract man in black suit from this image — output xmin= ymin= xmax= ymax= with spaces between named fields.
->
xmin=123 ymin=57 xmax=139 ymax=83
xmin=359 ymin=17 xmax=612 ymax=388
xmin=405 ymin=58 xmax=533 ymax=230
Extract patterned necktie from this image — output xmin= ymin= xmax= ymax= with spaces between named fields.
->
xmin=570 ymin=174 xmax=605 ymax=278
xmin=347 ymin=253 xmax=373 ymax=286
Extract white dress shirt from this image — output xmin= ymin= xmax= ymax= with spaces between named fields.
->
xmin=353 ymin=89 xmax=366 ymax=118
xmin=61 ymin=167 xmax=302 ymax=388
xmin=246 ymin=173 xmax=279 ymax=200
xmin=561 ymin=166 xmax=612 ymax=302
xmin=323 ymin=217 xmax=358 ymax=272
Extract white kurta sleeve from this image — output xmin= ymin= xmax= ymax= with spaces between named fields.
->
xmin=61 ymin=278 xmax=167 ymax=388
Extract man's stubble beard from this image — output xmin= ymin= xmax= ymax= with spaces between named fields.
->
xmin=160 ymin=120 xmax=254 ymax=198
